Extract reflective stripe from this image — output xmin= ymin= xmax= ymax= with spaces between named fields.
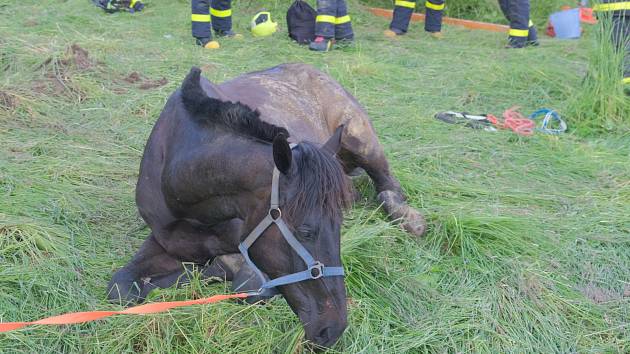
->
xmin=210 ymin=8 xmax=231 ymax=17
xmin=395 ymin=0 xmax=416 ymax=9
xmin=316 ymin=15 xmax=336 ymax=23
xmin=623 ymin=77 xmax=630 ymax=84
xmin=509 ymin=28 xmax=529 ymax=37
xmin=335 ymin=15 xmax=351 ymax=24
xmin=528 ymin=20 xmax=534 ymax=27
xmin=191 ymin=14 xmax=211 ymax=22
xmin=425 ymin=1 xmax=445 ymax=10
xmin=593 ymin=2 xmax=630 ymax=11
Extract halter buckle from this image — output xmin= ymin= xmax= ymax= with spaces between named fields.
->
xmin=269 ymin=208 xmax=281 ymax=220
xmin=309 ymin=262 xmax=324 ymax=279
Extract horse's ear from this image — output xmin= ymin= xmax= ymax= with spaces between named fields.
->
xmin=181 ymin=66 xmax=218 ymax=116
xmin=273 ymin=133 xmax=292 ymax=175
xmin=322 ymin=124 xmax=344 ymax=155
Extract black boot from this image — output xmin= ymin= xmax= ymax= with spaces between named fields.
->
xmin=214 ymin=29 xmax=242 ymax=38
xmin=527 ymin=25 xmax=540 ymax=46
xmin=309 ymin=36 xmax=333 ymax=52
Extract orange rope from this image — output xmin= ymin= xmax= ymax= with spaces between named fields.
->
xmin=486 ymin=107 xmax=535 ymax=136
xmin=0 ymin=293 xmax=249 ymax=333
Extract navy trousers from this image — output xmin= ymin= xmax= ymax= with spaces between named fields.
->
xmin=191 ymin=0 xmax=232 ymax=40
xmin=314 ymin=0 xmax=354 ymax=39
xmin=498 ymin=0 xmax=536 ymax=46
xmin=390 ymin=0 xmax=445 ymax=33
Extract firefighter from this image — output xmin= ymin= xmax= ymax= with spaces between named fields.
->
xmin=498 ymin=0 xmax=538 ymax=48
xmin=384 ymin=0 xmax=538 ymax=48
xmin=191 ymin=0 xmax=240 ymax=49
xmin=594 ymin=0 xmax=630 ymax=92
xmin=384 ymin=0 xmax=445 ymax=38
xmin=309 ymin=0 xmax=354 ymax=51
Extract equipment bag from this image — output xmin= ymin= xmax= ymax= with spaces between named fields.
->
xmin=286 ymin=0 xmax=316 ymax=44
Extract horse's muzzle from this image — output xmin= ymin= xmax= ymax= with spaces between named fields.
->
xmin=296 ymin=279 xmax=348 ymax=350
xmin=306 ymin=316 xmax=348 ymax=350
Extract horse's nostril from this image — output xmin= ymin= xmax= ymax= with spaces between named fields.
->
xmin=315 ymin=327 xmax=332 ymax=343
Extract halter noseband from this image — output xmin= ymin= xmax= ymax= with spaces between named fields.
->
xmin=237 ymin=145 xmax=345 ymax=294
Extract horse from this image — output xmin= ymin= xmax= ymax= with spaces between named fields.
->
xmin=107 ymin=64 xmax=426 ymax=349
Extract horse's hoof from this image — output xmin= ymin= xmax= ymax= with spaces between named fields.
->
xmin=202 ymin=253 xmax=244 ymax=281
xmin=401 ymin=208 xmax=427 ymax=237
xmin=231 ymin=261 xmax=279 ymax=304
xmin=377 ymin=190 xmax=426 ymax=237
xmin=377 ymin=190 xmax=404 ymax=207
xmin=347 ymin=167 xmax=365 ymax=177
xmin=107 ymin=269 xmax=145 ymax=305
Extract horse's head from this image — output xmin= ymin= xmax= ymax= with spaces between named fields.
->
xmin=247 ymin=127 xmax=350 ymax=349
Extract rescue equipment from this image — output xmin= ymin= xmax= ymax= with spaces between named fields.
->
xmin=251 ymin=11 xmax=278 ymax=37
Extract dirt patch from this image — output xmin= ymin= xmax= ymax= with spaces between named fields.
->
xmin=111 ymin=87 xmax=129 ymax=95
xmin=40 ymin=44 xmax=95 ymax=72
xmin=120 ymin=72 xmax=168 ymax=91
xmin=32 ymin=44 xmax=96 ymax=100
xmin=519 ymin=274 xmax=546 ymax=304
xmin=0 ymin=91 xmax=19 ymax=110
xmin=67 ymin=44 xmax=93 ymax=70
xmin=32 ymin=76 xmax=75 ymax=98
xmin=24 ymin=18 xmax=38 ymax=27
xmin=580 ymin=284 xmax=619 ymax=304
xmin=139 ymin=77 xmax=168 ymax=90
xmin=124 ymin=72 xmax=142 ymax=84
xmin=200 ymin=63 xmax=217 ymax=72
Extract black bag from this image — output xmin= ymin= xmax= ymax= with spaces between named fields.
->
xmin=287 ymin=0 xmax=316 ymax=44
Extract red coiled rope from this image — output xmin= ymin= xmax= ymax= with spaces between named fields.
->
xmin=486 ymin=106 xmax=535 ymax=136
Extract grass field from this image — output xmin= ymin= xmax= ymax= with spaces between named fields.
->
xmin=1 ymin=0 xmax=630 ymax=352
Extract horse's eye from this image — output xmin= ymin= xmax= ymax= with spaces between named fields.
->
xmin=297 ymin=226 xmax=315 ymax=239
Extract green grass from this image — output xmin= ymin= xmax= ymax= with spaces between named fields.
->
xmin=1 ymin=0 xmax=629 ymax=352
xmin=565 ymin=12 xmax=630 ymax=135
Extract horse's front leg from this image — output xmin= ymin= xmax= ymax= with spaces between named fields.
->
xmin=107 ymin=242 xmax=243 ymax=305
xmin=338 ymin=122 xmax=427 ymax=237
xmin=107 ymin=233 xmax=184 ymax=304
xmin=108 ymin=218 xmax=244 ymax=304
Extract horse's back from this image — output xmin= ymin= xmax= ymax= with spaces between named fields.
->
xmin=211 ymin=63 xmax=358 ymax=144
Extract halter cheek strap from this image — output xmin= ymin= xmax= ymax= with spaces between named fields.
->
xmin=237 ymin=146 xmax=345 ymax=294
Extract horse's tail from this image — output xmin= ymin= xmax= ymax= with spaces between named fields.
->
xmin=180 ymin=67 xmax=289 ymax=140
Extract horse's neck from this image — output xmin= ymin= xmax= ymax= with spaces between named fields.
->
xmin=200 ymin=77 xmax=228 ymax=100
xmin=163 ymin=136 xmax=275 ymax=225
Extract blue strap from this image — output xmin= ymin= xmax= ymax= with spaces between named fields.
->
xmin=529 ymin=109 xmax=567 ymax=135
xmin=263 ymin=266 xmax=345 ymax=289
xmin=240 ymin=215 xmax=273 ymax=248
xmin=238 ymin=242 xmax=270 ymax=291
xmin=274 ymin=218 xmax=316 ymax=266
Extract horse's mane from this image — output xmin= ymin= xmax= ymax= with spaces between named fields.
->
xmin=285 ymin=142 xmax=351 ymax=222
xmin=180 ymin=67 xmax=288 ymax=143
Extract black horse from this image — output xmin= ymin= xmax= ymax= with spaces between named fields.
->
xmin=108 ymin=64 xmax=426 ymax=349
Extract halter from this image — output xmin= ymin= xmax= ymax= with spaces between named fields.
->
xmin=237 ymin=145 xmax=345 ymax=295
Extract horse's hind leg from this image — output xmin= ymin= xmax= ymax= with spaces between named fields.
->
xmin=339 ymin=121 xmax=426 ymax=237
